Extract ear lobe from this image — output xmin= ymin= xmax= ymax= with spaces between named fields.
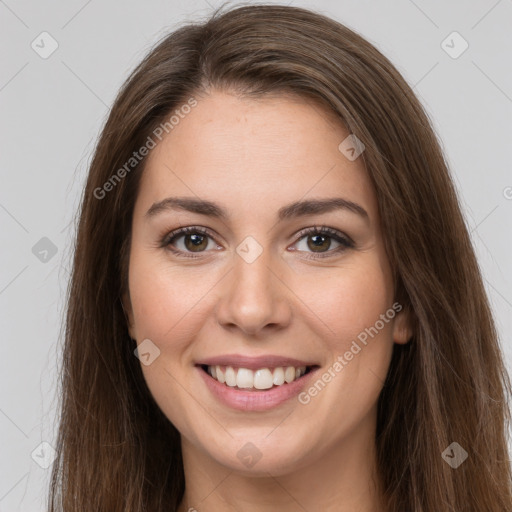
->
xmin=392 ymin=308 xmax=413 ymax=345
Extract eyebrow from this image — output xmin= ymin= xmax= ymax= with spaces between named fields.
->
xmin=145 ymin=196 xmax=369 ymax=221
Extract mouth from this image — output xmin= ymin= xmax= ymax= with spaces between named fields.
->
xmin=198 ymin=364 xmax=318 ymax=391
xmin=195 ymin=356 xmax=321 ymax=411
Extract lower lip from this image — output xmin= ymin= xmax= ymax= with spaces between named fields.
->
xmin=197 ymin=366 xmax=319 ymax=411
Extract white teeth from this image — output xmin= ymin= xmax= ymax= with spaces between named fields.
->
xmin=272 ymin=367 xmax=285 ymax=385
xmin=206 ymin=365 xmax=308 ymax=389
xmin=225 ymin=366 xmax=237 ymax=387
xmin=284 ymin=366 xmax=296 ymax=383
xmin=215 ymin=365 xmax=225 ymax=383
xmin=236 ymin=368 xmax=254 ymax=389
xmin=254 ymin=368 xmax=274 ymax=390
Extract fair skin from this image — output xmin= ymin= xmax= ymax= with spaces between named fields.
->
xmin=124 ymin=89 xmax=412 ymax=512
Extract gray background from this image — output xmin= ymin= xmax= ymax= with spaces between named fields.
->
xmin=1 ymin=0 xmax=511 ymax=509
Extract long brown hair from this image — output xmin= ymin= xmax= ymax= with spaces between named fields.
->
xmin=48 ymin=3 xmax=512 ymax=510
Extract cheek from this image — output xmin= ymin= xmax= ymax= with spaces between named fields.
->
xmin=128 ymin=251 xmax=219 ymax=343
xmin=290 ymin=264 xmax=395 ymax=446
xmin=295 ymin=258 xmax=394 ymax=351
xmin=127 ymin=254 xmax=214 ymax=435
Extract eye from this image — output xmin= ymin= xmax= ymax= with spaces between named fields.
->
xmin=162 ymin=226 xmax=221 ymax=258
xmin=161 ymin=225 xmax=354 ymax=260
xmin=292 ymin=226 xmax=354 ymax=259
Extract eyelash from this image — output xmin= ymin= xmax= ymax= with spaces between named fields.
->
xmin=160 ymin=225 xmax=354 ymax=260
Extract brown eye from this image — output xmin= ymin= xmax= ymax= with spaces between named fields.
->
xmin=163 ymin=227 xmax=219 ymax=257
xmin=307 ymin=234 xmax=332 ymax=252
xmin=184 ymin=233 xmax=209 ymax=252
xmin=293 ymin=227 xmax=354 ymax=259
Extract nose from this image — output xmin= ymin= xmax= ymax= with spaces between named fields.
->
xmin=214 ymin=244 xmax=292 ymax=336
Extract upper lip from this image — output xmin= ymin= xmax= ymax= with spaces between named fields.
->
xmin=195 ymin=354 xmax=319 ymax=370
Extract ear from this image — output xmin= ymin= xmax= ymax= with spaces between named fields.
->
xmin=121 ymin=292 xmax=136 ymax=340
xmin=392 ymin=307 xmax=413 ymax=345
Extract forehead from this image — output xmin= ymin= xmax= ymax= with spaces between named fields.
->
xmin=135 ymin=90 xmax=377 ymax=222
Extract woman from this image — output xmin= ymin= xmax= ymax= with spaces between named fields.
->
xmin=48 ymin=4 xmax=512 ymax=511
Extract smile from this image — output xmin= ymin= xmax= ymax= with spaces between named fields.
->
xmin=195 ymin=355 xmax=321 ymax=411
xmin=202 ymin=364 xmax=312 ymax=390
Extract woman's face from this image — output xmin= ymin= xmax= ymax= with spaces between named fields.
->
xmin=124 ymin=90 xmax=411 ymax=476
